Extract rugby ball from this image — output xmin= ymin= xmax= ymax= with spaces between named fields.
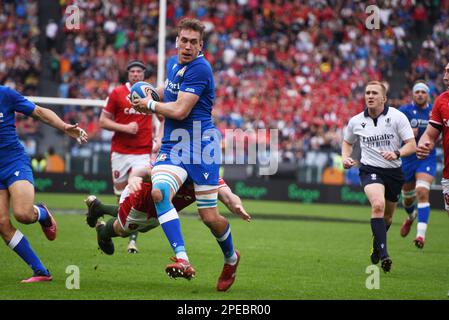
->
xmin=129 ymin=81 xmax=160 ymax=103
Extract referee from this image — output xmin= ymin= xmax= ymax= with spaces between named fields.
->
xmin=342 ymin=81 xmax=416 ymax=272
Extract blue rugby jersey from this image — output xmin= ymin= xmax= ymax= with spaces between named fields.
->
xmin=0 ymin=86 xmax=35 ymax=167
xmin=399 ymin=102 xmax=436 ymax=159
xmin=162 ymin=53 xmax=216 ymax=145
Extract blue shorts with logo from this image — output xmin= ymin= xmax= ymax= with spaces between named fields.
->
xmin=154 ymin=139 xmax=221 ymax=186
xmin=401 ymin=153 xmax=437 ymax=183
xmin=0 ymin=154 xmax=34 ymax=190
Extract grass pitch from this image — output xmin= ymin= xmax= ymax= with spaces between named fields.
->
xmin=1 ymin=193 xmax=449 ymax=300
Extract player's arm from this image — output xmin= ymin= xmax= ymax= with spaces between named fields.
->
xmin=382 ymin=112 xmax=417 ymax=160
xmin=380 ymin=138 xmax=416 ymax=161
xmin=99 ymin=111 xmax=138 ymax=135
xmin=132 ymin=91 xmax=198 ymax=120
xmin=218 ymin=186 xmax=251 ymax=222
xmin=399 ymin=137 xmax=416 ymax=157
xmin=417 ymin=123 xmax=441 ymax=159
xmin=153 ymin=114 xmax=164 ymax=154
xmin=32 ymin=105 xmax=88 ymax=144
xmin=341 ymin=140 xmax=355 ymax=169
xmin=127 ymin=166 xmax=152 ymax=193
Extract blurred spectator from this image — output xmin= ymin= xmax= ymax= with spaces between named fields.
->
xmin=412 ymin=4 xmax=428 ymax=36
xmin=0 ymin=1 xmax=40 ymax=95
xmin=322 ymin=166 xmax=344 ymax=185
xmin=31 ymin=153 xmax=46 ymax=172
xmin=53 ymin=0 xmax=448 ymax=176
xmin=45 ymin=147 xmax=65 ymax=173
xmin=45 ymin=19 xmax=58 ymax=51
xmin=1 ymin=0 xmax=41 ymax=155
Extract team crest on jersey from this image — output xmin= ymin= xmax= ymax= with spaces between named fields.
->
xmin=385 ymin=118 xmax=391 ymax=127
xmin=156 ymin=153 xmax=167 ymax=162
xmin=0 ymin=112 xmax=3 ymax=122
xmin=176 ymin=66 xmax=187 ymax=78
xmin=114 ymin=170 xmax=120 ymax=179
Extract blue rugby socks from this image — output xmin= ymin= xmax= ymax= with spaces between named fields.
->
xmin=157 ymin=207 xmax=188 ymax=261
xmin=213 ymin=223 xmax=237 ymax=265
xmin=35 ymin=204 xmax=51 ymax=227
xmin=417 ymin=202 xmax=430 ymax=239
xmin=404 ymin=202 xmax=416 ymax=220
xmin=7 ymin=230 xmax=49 ymax=276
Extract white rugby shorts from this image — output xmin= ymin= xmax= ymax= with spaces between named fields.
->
xmin=111 ymin=152 xmax=151 ymax=184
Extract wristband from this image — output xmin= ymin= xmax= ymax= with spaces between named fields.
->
xmin=146 ymin=100 xmax=156 ymax=112
xmin=394 ymin=150 xmax=401 ymax=159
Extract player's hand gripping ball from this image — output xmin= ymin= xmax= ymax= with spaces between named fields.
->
xmin=129 ymin=81 xmax=160 ymax=103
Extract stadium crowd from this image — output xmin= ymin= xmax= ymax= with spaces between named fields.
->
xmin=53 ymin=0 xmax=449 ymax=163
xmin=399 ymin=7 xmax=449 ymax=101
xmin=3 ymin=0 xmax=449 ymax=171
xmin=0 ymin=0 xmax=41 ymax=149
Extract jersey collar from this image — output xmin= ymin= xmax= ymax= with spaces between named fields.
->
xmin=364 ymin=105 xmax=389 ymax=118
xmin=412 ymin=101 xmax=430 ymax=109
xmin=179 ymin=52 xmax=204 ymax=66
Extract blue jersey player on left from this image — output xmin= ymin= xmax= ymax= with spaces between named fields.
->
xmin=0 ymin=86 xmax=88 ymax=282
xmin=398 ymin=82 xmax=436 ymax=249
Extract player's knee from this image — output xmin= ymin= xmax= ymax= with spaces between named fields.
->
xmin=416 ymin=189 xmax=429 ymax=202
xmin=371 ymin=199 xmax=385 ymax=214
xmin=13 ymin=210 xmax=35 ymax=224
xmin=151 ymin=188 xmax=163 ymax=203
xmin=198 ymin=207 xmax=224 ymax=227
xmin=416 ymin=180 xmax=431 ymax=202
xmin=152 ymin=182 xmax=173 ymax=213
xmin=403 ymin=198 xmax=415 ymax=207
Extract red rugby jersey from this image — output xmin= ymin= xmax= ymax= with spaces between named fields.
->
xmin=119 ymin=178 xmax=228 ymax=220
xmin=103 ymin=83 xmax=153 ymax=154
xmin=429 ymin=90 xmax=449 ymax=178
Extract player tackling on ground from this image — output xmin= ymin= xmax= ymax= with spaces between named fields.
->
xmin=0 ymin=86 xmax=88 ymax=283
xmin=84 ymin=175 xmax=250 ymax=258
xmin=342 ymin=81 xmax=416 ymax=273
xmin=416 ymin=63 xmax=449 ymax=217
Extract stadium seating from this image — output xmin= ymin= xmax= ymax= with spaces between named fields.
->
xmin=4 ymin=1 xmax=449 ymax=180
xmin=53 ymin=1 xmax=427 ymax=164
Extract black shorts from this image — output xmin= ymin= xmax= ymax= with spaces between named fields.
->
xmin=359 ymin=164 xmax=404 ymax=203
